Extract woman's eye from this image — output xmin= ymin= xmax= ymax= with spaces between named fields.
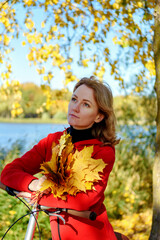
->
xmin=84 ymin=102 xmax=90 ymax=107
xmin=71 ymin=97 xmax=77 ymax=102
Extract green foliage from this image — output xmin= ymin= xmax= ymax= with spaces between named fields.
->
xmin=0 ymin=140 xmax=24 ymax=172
xmin=0 ymin=141 xmax=52 ymax=239
xmin=53 ymin=111 xmax=67 ymax=120
xmin=105 ymin=125 xmax=155 ymax=218
xmin=0 ymin=82 xmax=156 ymax=125
xmin=0 ymin=190 xmax=51 ymax=239
xmin=41 ymin=112 xmax=50 ymax=120
xmin=0 ymin=83 xmax=71 ymax=120
xmin=114 ymin=94 xmax=156 ymax=125
xmin=20 ymin=83 xmax=46 ymax=118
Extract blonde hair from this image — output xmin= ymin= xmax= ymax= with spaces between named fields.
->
xmin=73 ymin=76 xmax=120 ymax=145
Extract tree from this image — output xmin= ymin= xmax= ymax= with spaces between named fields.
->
xmin=0 ymin=0 xmax=155 ymax=89
xmin=149 ymin=1 xmax=160 ymax=239
xmin=0 ymin=0 xmax=159 ymax=238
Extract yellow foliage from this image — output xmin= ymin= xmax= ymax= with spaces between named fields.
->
xmin=137 ymin=1 xmax=143 ymax=8
xmin=50 ymin=99 xmax=69 ymax=115
xmin=9 ymin=210 xmax=16 ymax=215
xmin=135 ymin=86 xmax=141 ymax=92
xmin=43 ymin=75 xmax=48 ymax=81
xmin=5 ymin=221 xmax=11 ymax=226
xmin=145 ymin=60 xmax=156 ymax=76
xmin=0 ymin=0 xmax=155 ymax=97
xmin=0 ymin=57 xmax=3 ymax=64
xmin=11 ymin=102 xmax=23 ymax=118
xmin=1 ymin=72 xmax=10 ymax=80
xmin=51 ymin=26 xmax=58 ymax=32
xmin=67 ymin=65 xmax=71 ymax=70
xmin=41 ymin=21 xmax=45 ymax=28
xmin=24 ymin=0 xmax=37 ymax=6
xmin=110 ymin=209 xmax=152 ymax=240
xmin=26 ymin=33 xmax=42 ymax=44
xmin=3 ymin=34 xmax=10 ymax=46
xmin=96 ymin=66 xmax=105 ymax=80
xmin=38 ymin=132 xmax=106 ymax=200
xmin=112 ymin=36 xmax=118 ymax=44
xmin=81 ymin=59 xmax=90 ymax=67
xmin=11 ymin=80 xmax=20 ymax=87
xmin=25 ymin=18 xmax=35 ymax=31
xmin=37 ymin=67 xmax=45 ymax=75
xmin=112 ymin=3 xmax=120 ymax=9
xmin=2 ymin=80 xmax=10 ymax=89
xmin=46 ymin=34 xmax=53 ymax=42
xmin=21 ymin=41 xmax=26 ymax=46
xmin=27 ymin=50 xmax=34 ymax=61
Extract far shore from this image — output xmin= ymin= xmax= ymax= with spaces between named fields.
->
xmin=0 ymin=117 xmax=68 ymax=124
xmin=0 ymin=117 xmax=156 ymax=126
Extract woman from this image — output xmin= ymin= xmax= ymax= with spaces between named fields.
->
xmin=1 ymin=76 xmax=119 ymax=240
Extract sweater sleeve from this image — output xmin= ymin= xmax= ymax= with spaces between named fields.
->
xmin=1 ymin=136 xmax=115 ymax=213
xmin=0 ymin=133 xmax=53 ymax=192
xmin=37 ymin=145 xmax=115 ymax=211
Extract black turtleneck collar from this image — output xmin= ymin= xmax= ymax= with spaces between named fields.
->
xmin=67 ymin=126 xmax=94 ymax=143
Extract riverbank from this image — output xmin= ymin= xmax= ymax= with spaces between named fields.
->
xmin=0 ymin=117 xmax=67 ymax=124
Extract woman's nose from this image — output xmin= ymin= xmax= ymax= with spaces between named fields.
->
xmin=73 ymin=102 xmax=80 ymax=112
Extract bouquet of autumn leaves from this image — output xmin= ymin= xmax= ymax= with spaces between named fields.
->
xmin=34 ymin=132 xmax=106 ymax=202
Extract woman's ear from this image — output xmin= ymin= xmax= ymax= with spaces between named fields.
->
xmin=94 ymin=113 xmax=104 ymax=123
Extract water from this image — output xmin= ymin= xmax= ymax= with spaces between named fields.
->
xmin=0 ymin=122 xmax=156 ymax=153
xmin=0 ymin=122 xmax=68 ymax=152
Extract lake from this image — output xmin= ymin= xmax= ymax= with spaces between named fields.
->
xmin=0 ymin=122 xmax=68 ymax=152
xmin=0 ymin=122 xmax=156 ymax=153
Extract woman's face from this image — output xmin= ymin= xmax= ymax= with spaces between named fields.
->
xmin=67 ymin=84 xmax=103 ymax=130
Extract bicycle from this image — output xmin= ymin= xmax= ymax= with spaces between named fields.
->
xmin=0 ymin=181 xmax=129 ymax=240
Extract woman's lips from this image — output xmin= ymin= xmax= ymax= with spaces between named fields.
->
xmin=69 ymin=113 xmax=79 ymax=118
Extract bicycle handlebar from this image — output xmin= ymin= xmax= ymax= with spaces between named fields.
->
xmin=0 ymin=181 xmax=6 ymax=191
xmin=0 ymin=182 xmax=97 ymax=221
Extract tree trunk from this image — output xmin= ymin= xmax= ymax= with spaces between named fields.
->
xmin=149 ymin=1 xmax=160 ymax=240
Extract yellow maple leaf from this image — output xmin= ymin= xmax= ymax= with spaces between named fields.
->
xmin=38 ymin=132 xmax=107 ymax=201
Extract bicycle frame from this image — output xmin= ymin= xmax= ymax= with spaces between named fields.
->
xmin=0 ymin=182 xmax=130 ymax=240
xmin=24 ymin=207 xmax=39 ymax=240
xmin=24 ymin=205 xmax=66 ymax=240
xmin=1 ymin=183 xmax=96 ymax=240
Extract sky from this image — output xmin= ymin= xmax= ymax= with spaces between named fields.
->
xmin=9 ymin=35 xmax=121 ymax=96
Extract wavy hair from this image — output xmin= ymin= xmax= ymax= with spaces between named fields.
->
xmin=73 ymin=76 xmax=120 ymax=146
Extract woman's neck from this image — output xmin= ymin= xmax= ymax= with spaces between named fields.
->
xmin=67 ymin=126 xmax=94 ymax=143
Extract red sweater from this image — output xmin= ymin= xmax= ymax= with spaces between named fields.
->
xmin=1 ymin=131 xmax=117 ymax=240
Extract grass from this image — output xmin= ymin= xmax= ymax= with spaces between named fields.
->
xmin=0 ymin=188 xmax=152 ymax=240
xmin=0 ymin=189 xmax=52 ymax=240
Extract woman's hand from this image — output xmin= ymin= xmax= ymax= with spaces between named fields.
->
xmin=28 ymin=175 xmax=47 ymax=192
xmin=17 ymin=176 xmax=51 ymax=202
xmin=16 ymin=191 xmax=32 ymax=199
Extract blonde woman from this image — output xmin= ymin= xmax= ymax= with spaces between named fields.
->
xmin=1 ymin=76 xmax=120 ymax=240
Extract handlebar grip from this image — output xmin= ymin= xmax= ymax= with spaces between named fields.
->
xmin=0 ymin=182 xmax=97 ymax=221
xmin=67 ymin=209 xmax=97 ymax=221
xmin=0 ymin=181 xmax=6 ymax=190
xmin=89 ymin=211 xmax=97 ymax=221
xmin=6 ymin=186 xmax=17 ymax=196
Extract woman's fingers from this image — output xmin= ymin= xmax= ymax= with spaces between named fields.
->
xmin=29 ymin=176 xmax=48 ymax=192
xmin=43 ymin=187 xmax=51 ymax=195
xmin=16 ymin=191 xmax=32 ymax=199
